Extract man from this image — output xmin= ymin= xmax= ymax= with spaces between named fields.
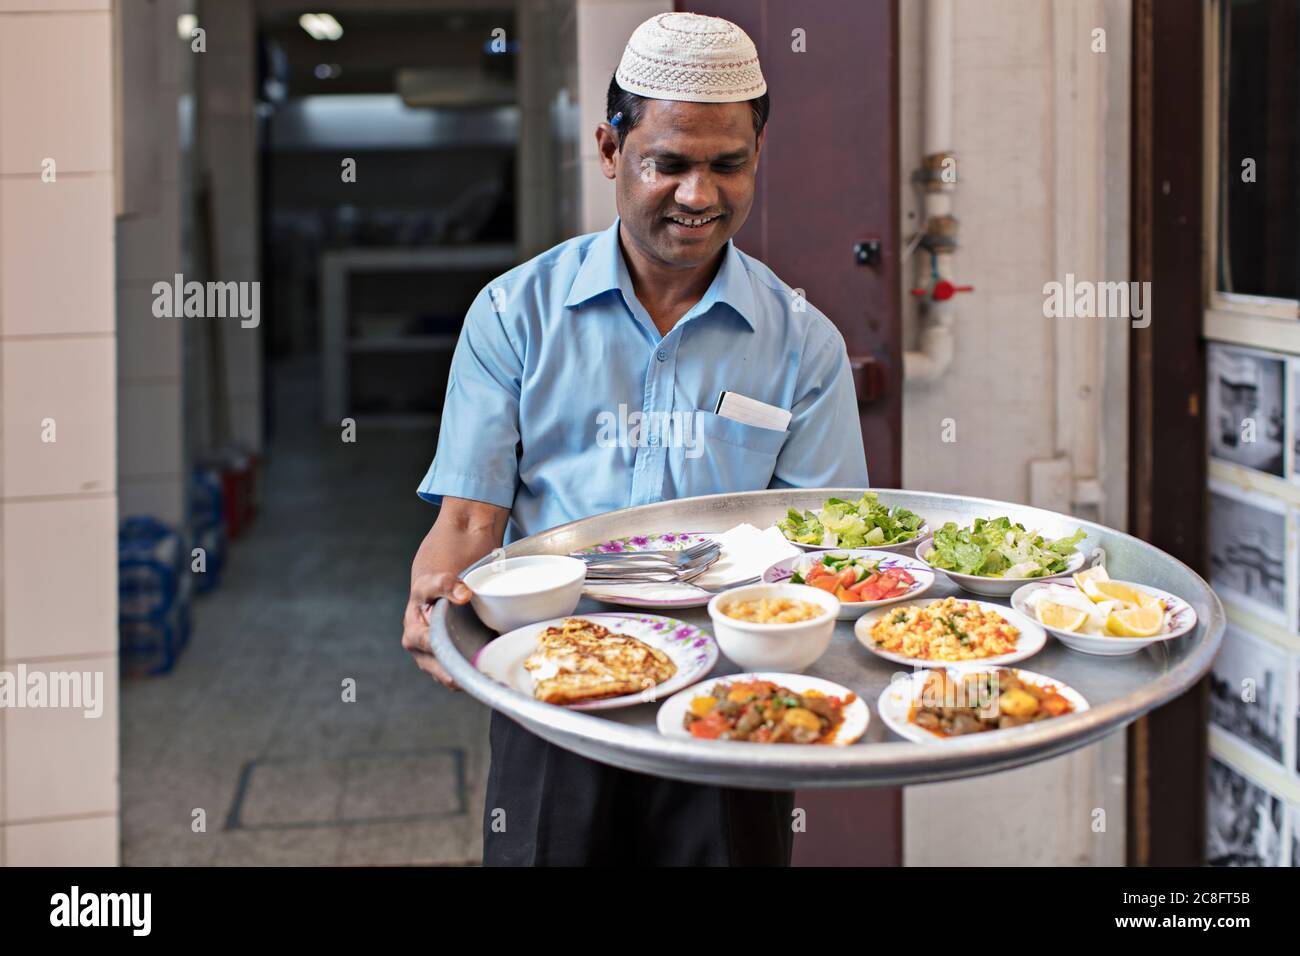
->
xmin=400 ymin=12 xmax=868 ymax=865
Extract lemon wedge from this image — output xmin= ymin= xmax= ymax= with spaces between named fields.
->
xmin=1136 ymin=590 xmax=1165 ymax=611
xmin=1092 ymin=580 xmax=1145 ymax=606
xmin=1107 ymin=605 xmax=1163 ymax=637
xmin=1074 ymin=565 xmax=1110 ymax=600
xmin=1037 ymin=601 xmax=1088 ymax=632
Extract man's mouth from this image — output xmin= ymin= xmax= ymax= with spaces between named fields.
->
xmin=664 ymin=213 xmax=723 ymax=230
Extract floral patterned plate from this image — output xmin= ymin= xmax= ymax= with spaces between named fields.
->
xmin=576 ymin=531 xmax=713 ymax=555
xmin=472 ymin=612 xmax=719 ymax=710
xmin=578 ymin=531 xmax=726 ymax=609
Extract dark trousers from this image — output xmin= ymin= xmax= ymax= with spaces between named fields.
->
xmin=482 ymin=711 xmax=795 ymax=866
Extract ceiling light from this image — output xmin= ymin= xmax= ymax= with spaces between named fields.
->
xmin=298 ymin=13 xmax=343 ymax=41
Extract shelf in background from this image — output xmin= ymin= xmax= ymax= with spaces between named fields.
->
xmin=321 ymin=243 xmax=518 ymax=425
xmin=1208 ymin=727 xmax=1300 ymax=806
xmin=1221 ymin=599 xmax=1300 ymax=654
xmin=1204 ymin=308 xmax=1300 ymax=356
xmin=1208 ymin=459 xmax=1300 ymax=508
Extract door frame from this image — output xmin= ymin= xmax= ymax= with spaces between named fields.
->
xmin=1127 ymin=0 xmax=1209 ymax=867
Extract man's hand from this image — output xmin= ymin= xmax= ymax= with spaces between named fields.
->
xmin=402 ymin=573 xmax=474 ymax=689
xmin=402 ymin=496 xmax=509 ymax=689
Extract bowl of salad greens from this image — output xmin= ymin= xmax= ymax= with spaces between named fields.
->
xmin=775 ymin=492 xmax=928 ymax=554
xmin=916 ymin=517 xmax=1092 ymax=596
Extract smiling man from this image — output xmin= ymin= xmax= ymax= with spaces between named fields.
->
xmin=401 ymin=13 xmax=869 ymax=866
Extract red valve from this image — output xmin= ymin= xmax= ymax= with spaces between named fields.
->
xmin=909 ymin=279 xmax=975 ymax=301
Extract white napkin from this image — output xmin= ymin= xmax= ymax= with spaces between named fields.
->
xmin=583 ymin=523 xmax=800 ymax=601
xmin=689 ymin=523 xmax=800 ymax=589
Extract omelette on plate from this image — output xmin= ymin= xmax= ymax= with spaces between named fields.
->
xmin=524 ymin=617 xmax=677 ymax=704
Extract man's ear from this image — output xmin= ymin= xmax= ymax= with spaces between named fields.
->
xmin=595 ymin=122 xmax=619 ymax=180
xmin=752 ymin=126 xmax=766 ymax=174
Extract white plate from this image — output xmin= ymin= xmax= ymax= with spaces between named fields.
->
xmin=785 ymin=521 xmax=930 ymax=555
xmin=853 ymin=597 xmax=1047 ymax=668
xmin=580 ymin=528 xmax=797 ymax=610
xmin=762 ymin=549 xmax=935 ymax=620
xmin=913 ymin=535 xmax=1091 ymax=596
xmin=473 ymin=612 xmax=718 ymax=710
xmin=1010 ymin=579 xmax=1198 ymax=656
xmin=656 ymin=671 xmax=870 ymax=746
xmin=877 ymin=667 xmax=1090 ymax=743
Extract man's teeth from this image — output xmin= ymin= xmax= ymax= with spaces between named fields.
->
xmin=668 ymin=215 xmax=717 ymax=226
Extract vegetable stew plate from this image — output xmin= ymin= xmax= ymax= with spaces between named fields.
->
xmin=877 ymin=667 xmax=1089 ymax=743
xmin=656 ymin=672 xmax=870 ymax=746
xmin=762 ymin=549 xmax=934 ymax=620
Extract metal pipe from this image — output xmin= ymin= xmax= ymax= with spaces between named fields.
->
xmin=905 ymin=0 xmax=959 ymax=385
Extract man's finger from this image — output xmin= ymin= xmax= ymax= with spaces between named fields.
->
xmin=410 ymin=571 xmax=473 ymax=606
xmin=410 ymin=649 xmax=461 ymax=690
xmin=401 ymin=599 xmax=433 ymax=653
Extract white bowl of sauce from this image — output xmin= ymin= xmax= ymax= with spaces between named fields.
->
xmin=463 ymin=555 xmax=587 ymax=633
xmin=706 ymin=583 xmax=839 ymax=673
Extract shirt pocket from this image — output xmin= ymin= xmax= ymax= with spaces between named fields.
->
xmin=678 ymin=409 xmax=788 ymax=497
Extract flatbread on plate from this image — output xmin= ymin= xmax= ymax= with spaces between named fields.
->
xmin=523 ymin=617 xmax=677 ymax=705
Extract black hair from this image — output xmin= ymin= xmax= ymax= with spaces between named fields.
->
xmin=606 ymin=76 xmax=770 ymax=149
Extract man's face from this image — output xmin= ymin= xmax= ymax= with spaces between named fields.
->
xmin=599 ymin=99 xmax=763 ymax=270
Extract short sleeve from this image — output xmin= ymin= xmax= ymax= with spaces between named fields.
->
xmin=417 ymin=287 xmax=522 ymax=509
xmin=769 ymin=326 xmax=870 ymax=489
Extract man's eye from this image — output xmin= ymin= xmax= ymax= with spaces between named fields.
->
xmin=655 ymin=162 xmax=686 ymax=174
xmin=713 ymin=163 xmax=745 ymax=173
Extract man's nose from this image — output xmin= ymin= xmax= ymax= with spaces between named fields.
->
xmin=674 ymin=169 xmax=718 ymax=211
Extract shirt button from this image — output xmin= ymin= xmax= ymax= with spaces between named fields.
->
xmin=647 ymin=432 xmax=660 ymax=445
xmin=656 ymin=348 xmax=668 ymax=362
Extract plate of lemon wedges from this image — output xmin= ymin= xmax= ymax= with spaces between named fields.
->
xmin=1010 ymin=566 xmax=1198 ymax=657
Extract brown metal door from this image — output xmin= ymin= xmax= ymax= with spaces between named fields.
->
xmin=683 ymin=0 xmax=902 ymax=488
xmin=682 ymin=0 xmax=903 ymax=866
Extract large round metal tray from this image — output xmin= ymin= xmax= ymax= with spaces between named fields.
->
xmin=429 ymin=489 xmax=1223 ymax=789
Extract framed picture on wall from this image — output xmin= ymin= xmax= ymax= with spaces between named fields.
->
xmin=1209 ymin=625 xmax=1289 ymax=768
xmin=1207 ymin=344 xmax=1286 ymax=478
xmin=1207 ymin=757 xmax=1285 ymax=867
xmin=1291 ymin=359 xmax=1300 ymax=484
xmin=1207 ymin=480 xmax=1290 ymax=626
xmin=1292 ymin=804 xmax=1300 ymax=867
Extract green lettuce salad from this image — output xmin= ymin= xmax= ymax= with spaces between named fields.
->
xmin=924 ymin=517 xmax=1086 ymax=578
xmin=777 ymin=493 xmax=925 ymax=548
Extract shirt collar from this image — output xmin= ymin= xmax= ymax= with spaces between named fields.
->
xmin=563 ymin=218 xmax=757 ymax=330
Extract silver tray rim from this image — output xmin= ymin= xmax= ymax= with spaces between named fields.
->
xmin=429 ymin=488 xmax=1225 ymax=789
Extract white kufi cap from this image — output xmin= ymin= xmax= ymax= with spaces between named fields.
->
xmin=615 ymin=12 xmax=766 ymax=103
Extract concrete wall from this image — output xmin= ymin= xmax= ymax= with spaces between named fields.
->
xmin=196 ymin=0 xmax=261 ymax=455
xmin=0 ymin=0 xmax=120 ymax=866
xmin=117 ymin=0 xmax=189 ymax=527
xmin=575 ymin=0 xmax=669 ymax=234
xmin=898 ymin=0 xmax=1131 ymax=866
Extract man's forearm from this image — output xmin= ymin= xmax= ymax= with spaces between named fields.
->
xmin=410 ymin=507 xmax=507 ymax=586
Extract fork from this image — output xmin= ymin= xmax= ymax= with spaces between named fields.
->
xmin=686 ymin=574 xmax=761 ymax=594
xmin=584 ymin=551 xmax=721 ymax=584
xmin=572 ymin=539 xmax=718 ymax=567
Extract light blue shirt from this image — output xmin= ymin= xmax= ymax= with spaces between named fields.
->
xmin=418 ymin=218 xmax=869 ymax=543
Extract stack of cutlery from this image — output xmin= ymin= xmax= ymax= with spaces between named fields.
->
xmin=571 ymin=539 xmax=722 ymax=586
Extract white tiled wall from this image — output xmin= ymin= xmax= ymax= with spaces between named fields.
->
xmin=898 ymin=0 xmax=1130 ymax=866
xmin=0 ymin=2 xmax=120 ymax=865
